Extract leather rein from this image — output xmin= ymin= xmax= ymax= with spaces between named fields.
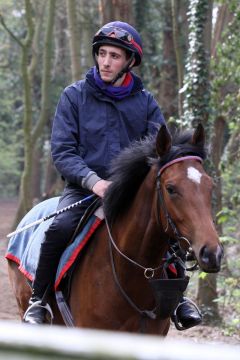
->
xmin=105 ymin=155 xmax=203 ymax=321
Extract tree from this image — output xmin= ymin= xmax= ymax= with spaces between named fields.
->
xmin=171 ymin=0 xmax=188 ymax=118
xmin=178 ymin=0 xmax=224 ymax=323
xmin=99 ymin=0 xmax=133 ymax=24
xmin=157 ymin=0 xmax=178 ymax=120
xmin=66 ymin=0 xmax=81 ymax=81
xmin=180 ymin=0 xmax=212 ymax=129
xmin=0 ymin=0 xmax=56 ymax=225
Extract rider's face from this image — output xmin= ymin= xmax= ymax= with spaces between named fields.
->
xmin=97 ymin=45 xmax=128 ymax=86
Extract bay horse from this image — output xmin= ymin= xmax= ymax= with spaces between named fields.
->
xmin=7 ymin=124 xmax=223 ymax=335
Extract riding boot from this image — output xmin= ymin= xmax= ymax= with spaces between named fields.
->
xmin=167 ymin=250 xmax=202 ymax=330
xmin=172 ymin=296 xmax=202 ymax=330
xmin=22 ymin=248 xmax=58 ymax=324
xmin=23 ymin=290 xmax=54 ymax=325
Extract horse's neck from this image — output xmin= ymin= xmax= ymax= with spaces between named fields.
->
xmin=112 ymin=167 xmax=169 ymax=265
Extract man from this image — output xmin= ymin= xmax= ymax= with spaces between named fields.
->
xmin=23 ymin=21 xmax=202 ymax=328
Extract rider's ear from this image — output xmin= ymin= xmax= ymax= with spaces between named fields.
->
xmin=156 ymin=125 xmax=172 ymax=157
xmin=130 ymin=58 xmax=135 ymax=67
xmin=191 ymin=123 xmax=205 ymax=146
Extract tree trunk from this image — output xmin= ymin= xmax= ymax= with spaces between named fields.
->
xmin=32 ymin=0 xmax=56 ymax=144
xmin=181 ymin=0 xmax=212 ymax=128
xmin=197 ymin=116 xmax=225 ymax=324
xmin=31 ymin=141 xmax=43 ymax=201
xmin=66 ymin=0 xmax=82 ymax=81
xmin=13 ymin=0 xmax=56 ymax=226
xmin=52 ymin=2 xmax=69 ymax=78
xmin=157 ymin=0 xmax=178 ymax=120
xmin=211 ymin=4 xmax=233 ymax=59
xmin=193 ymin=0 xmax=220 ymax=323
xmin=211 ymin=116 xmax=225 ymax=225
xmin=99 ymin=0 xmax=133 ymax=24
xmin=14 ymin=0 xmax=35 ymax=226
xmin=197 ymin=274 xmax=219 ymax=323
xmin=171 ymin=0 xmax=186 ymax=118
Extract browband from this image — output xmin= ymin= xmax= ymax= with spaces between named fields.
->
xmin=158 ymin=156 xmax=203 ymax=176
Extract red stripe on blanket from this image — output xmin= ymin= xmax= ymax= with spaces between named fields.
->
xmin=55 ymin=218 xmax=103 ymax=290
xmin=5 ymin=253 xmax=20 ymax=265
xmin=18 ymin=265 xmax=34 ymax=281
xmin=6 ymin=253 xmax=34 ymax=281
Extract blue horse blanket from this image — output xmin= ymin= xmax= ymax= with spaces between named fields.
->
xmin=5 ymin=197 xmax=103 ymax=290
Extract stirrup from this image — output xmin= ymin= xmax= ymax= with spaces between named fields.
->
xmin=172 ymin=297 xmax=202 ymax=331
xmin=23 ymin=300 xmax=54 ymax=325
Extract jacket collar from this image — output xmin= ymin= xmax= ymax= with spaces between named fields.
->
xmin=85 ymin=67 xmax=143 ymax=100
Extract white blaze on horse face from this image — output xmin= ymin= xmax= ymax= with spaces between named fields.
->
xmin=187 ymin=166 xmax=202 ymax=184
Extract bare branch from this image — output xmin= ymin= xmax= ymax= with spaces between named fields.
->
xmin=0 ymin=12 xmax=24 ymax=48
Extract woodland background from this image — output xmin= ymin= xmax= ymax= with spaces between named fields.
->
xmin=0 ymin=0 xmax=239 ymax=337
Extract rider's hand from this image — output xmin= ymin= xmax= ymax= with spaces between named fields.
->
xmin=92 ymin=180 xmax=112 ymax=198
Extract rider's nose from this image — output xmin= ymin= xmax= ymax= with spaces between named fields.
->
xmin=103 ymin=55 xmax=110 ymax=67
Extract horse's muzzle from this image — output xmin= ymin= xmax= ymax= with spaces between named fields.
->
xmin=199 ymin=244 xmax=224 ymax=272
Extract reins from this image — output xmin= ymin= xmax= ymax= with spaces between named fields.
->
xmin=105 ymin=218 xmax=163 ymax=279
xmin=106 ymin=222 xmax=158 ymax=321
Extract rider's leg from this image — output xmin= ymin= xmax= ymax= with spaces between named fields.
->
xmin=23 ymin=186 xmax=93 ymax=324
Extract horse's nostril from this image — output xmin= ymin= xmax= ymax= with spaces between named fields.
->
xmin=216 ymin=244 xmax=224 ymax=264
xmin=200 ymin=244 xmax=223 ymax=269
xmin=200 ymin=246 xmax=210 ymax=265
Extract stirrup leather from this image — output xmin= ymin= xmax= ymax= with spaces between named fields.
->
xmin=23 ymin=300 xmax=54 ymax=324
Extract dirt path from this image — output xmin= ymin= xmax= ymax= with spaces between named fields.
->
xmin=0 ymin=199 xmax=239 ymax=345
xmin=0 ymin=199 xmax=19 ymax=320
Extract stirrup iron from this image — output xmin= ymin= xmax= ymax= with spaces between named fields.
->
xmin=172 ymin=296 xmax=202 ymax=331
xmin=23 ymin=300 xmax=54 ymax=324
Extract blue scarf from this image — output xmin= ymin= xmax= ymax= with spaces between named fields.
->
xmin=93 ymin=66 xmax=134 ymax=100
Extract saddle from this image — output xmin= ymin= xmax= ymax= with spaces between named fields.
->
xmin=69 ymin=196 xmax=102 ymax=244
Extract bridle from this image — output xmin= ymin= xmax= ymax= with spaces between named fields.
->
xmin=156 ymin=155 xmax=203 ymax=257
xmin=105 ymin=155 xmax=203 ymax=322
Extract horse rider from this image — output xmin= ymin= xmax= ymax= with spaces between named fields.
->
xmin=23 ymin=21 xmax=202 ymax=328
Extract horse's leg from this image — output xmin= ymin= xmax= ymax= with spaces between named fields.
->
xmin=7 ymin=260 xmax=65 ymax=325
xmin=7 ymin=260 xmax=31 ymax=319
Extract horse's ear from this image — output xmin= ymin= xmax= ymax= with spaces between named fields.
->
xmin=156 ymin=125 xmax=172 ymax=157
xmin=191 ymin=123 xmax=205 ymax=146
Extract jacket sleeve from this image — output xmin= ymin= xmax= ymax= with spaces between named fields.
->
xmin=51 ymin=87 xmax=100 ymax=187
xmin=146 ymin=93 xmax=166 ymax=135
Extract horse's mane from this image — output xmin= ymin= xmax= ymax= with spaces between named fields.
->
xmin=103 ymin=129 xmax=207 ymax=224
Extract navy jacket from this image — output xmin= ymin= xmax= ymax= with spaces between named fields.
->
xmin=51 ymin=68 xmax=165 ymax=187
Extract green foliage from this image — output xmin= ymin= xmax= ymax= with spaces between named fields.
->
xmin=0 ymin=0 xmax=24 ymax=197
xmin=134 ymin=0 xmax=165 ymax=95
xmin=179 ymin=0 xmax=211 ymax=127
xmin=217 ymin=207 xmax=237 ymax=225
xmin=198 ymin=271 xmax=208 ymax=279
xmin=216 ymin=275 xmax=240 ymax=335
xmin=211 ymin=5 xmax=240 ymax=126
xmin=208 ymin=3 xmax=240 ymax=335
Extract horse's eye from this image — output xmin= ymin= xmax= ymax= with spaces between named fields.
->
xmin=166 ymin=185 xmax=176 ymax=195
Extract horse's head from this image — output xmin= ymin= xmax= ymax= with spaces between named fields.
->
xmin=156 ymin=124 xmax=223 ymax=273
